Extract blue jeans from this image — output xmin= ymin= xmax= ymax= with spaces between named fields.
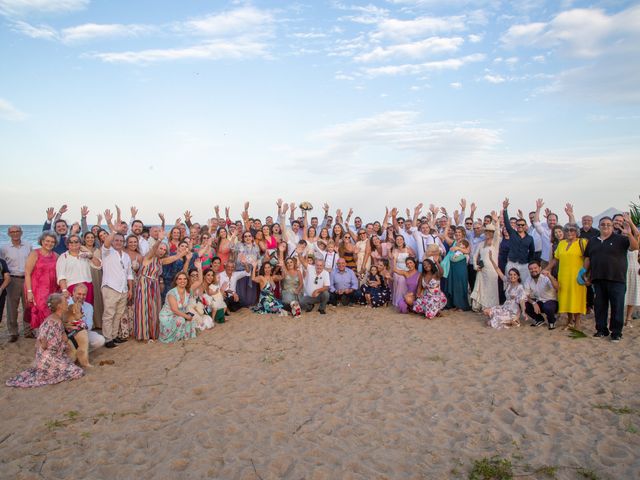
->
xmin=593 ymin=280 xmax=626 ymax=336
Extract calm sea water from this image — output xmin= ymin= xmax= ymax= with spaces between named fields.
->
xmin=0 ymin=225 xmax=44 ymax=247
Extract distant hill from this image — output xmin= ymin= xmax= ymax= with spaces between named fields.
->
xmin=593 ymin=207 xmax=621 ymax=224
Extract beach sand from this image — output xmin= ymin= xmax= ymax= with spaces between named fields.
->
xmin=1 ymin=307 xmax=638 ymax=479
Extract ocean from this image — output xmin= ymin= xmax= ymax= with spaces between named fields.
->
xmin=0 ymin=225 xmax=45 ymax=247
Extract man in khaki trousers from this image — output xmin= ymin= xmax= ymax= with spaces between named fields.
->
xmin=100 ymin=218 xmax=133 ymax=348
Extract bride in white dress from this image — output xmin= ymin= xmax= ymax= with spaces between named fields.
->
xmin=470 ymin=217 xmax=501 ymax=311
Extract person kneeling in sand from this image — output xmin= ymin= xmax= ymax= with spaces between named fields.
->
xmin=483 ymin=251 xmax=527 ymax=329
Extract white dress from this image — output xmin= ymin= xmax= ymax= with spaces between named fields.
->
xmin=470 ymin=234 xmax=501 ymax=311
xmin=625 ymin=250 xmax=640 ymax=307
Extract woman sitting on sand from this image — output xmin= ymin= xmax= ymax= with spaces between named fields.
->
xmin=159 ymin=272 xmax=197 ymax=343
xmin=393 ymin=257 xmax=420 ymax=313
xmin=483 ymin=251 xmax=527 ymax=329
xmin=7 ymin=293 xmax=84 ymax=388
xmin=413 ymin=259 xmax=447 ymax=319
xmin=250 ymin=260 xmax=284 ymax=314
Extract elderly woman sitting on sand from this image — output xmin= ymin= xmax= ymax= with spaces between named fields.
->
xmin=7 ymin=293 xmax=85 ymax=388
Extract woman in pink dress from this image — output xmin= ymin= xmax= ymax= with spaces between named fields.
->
xmin=7 ymin=293 xmax=84 ymax=388
xmin=25 ymin=233 xmax=59 ymax=331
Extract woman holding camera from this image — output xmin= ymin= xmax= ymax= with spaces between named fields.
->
xmin=158 ymin=271 xmax=197 ymax=343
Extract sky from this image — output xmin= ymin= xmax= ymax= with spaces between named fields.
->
xmin=0 ymin=0 xmax=639 ymax=225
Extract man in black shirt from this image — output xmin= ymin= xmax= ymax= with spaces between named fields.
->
xmin=502 ymin=198 xmax=535 ymax=283
xmin=584 ymin=214 xmax=639 ymax=342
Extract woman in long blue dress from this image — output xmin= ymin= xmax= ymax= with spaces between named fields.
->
xmin=443 ymin=227 xmax=471 ymax=311
xmin=159 ymin=272 xmax=197 ymax=343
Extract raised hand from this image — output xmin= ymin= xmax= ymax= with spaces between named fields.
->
xmin=502 ymin=198 xmax=510 ymax=210
xmin=564 ymin=203 xmax=574 ymax=216
xmin=490 ymin=210 xmax=498 ymax=223
xmin=517 ymin=209 xmax=524 ymax=220
xmin=46 ymin=207 xmax=56 ymax=221
xmin=440 ymin=207 xmax=448 ymax=216
xmin=390 ymin=207 xmax=398 ymax=217
xmin=58 ymin=204 xmax=68 ymax=216
xmin=459 ymin=198 xmax=467 ymax=211
xmin=80 ymin=206 xmax=90 ymax=218
xmin=544 ymin=208 xmax=552 ymax=219
xmin=348 ymin=208 xmax=353 ymax=217
xmin=224 ymin=207 xmax=230 ymax=218
xmin=281 ymin=203 xmax=289 ymax=215
xmin=115 ymin=205 xmax=121 ymax=216
xmin=536 ymin=198 xmax=544 ymax=210
xmin=289 ymin=202 xmax=296 ymax=212
xmin=158 ymin=212 xmax=165 ymax=223
xmin=97 ymin=213 xmax=103 ymax=225
xmin=131 ymin=206 xmax=139 ymax=218
xmin=104 ymin=209 xmax=113 ymax=223
xmin=415 ymin=203 xmax=423 ymax=213
xmin=175 ymin=217 xmax=182 ymax=226
xmin=244 ymin=201 xmax=250 ymax=211
xmin=405 ymin=208 xmax=411 ymax=218
xmin=276 ymin=198 xmax=283 ymax=209
xmin=194 ymin=258 xmax=202 ymax=269
xmin=323 ymin=203 xmax=329 ymax=213
xmin=470 ymin=202 xmax=477 ymax=214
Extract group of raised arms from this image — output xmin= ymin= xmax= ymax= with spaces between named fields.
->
xmin=2 ymin=198 xmax=639 ymax=388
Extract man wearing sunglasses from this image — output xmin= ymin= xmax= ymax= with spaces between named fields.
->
xmin=300 ymin=259 xmax=330 ymax=314
xmin=502 ymin=198 xmax=535 ymax=283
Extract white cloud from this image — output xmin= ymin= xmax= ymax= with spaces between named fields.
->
xmin=91 ymin=39 xmax=270 ymax=64
xmin=86 ymin=6 xmax=276 ymax=64
xmin=0 ymin=98 xmax=27 ymax=121
xmin=372 ymin=15 xmax=466 ymax=41
xmin=178 ymin=6 xmax=274 ymax=37
xmin=362 ymin=53 xmax=484 ymax=77
xmin=468 ymin=33 xmax=483 ymax=43
xmin=501 ymin=6 xmax=640 ymax=58
xmin=0 ymin=0 xmax=87 ymax=16
xmin=11 ymin=20 xmax=57 ymax=39
xmin=483 ymin=74 xmax=505 ymax=84
xmin=290 ymin=32 xmax=326 ymax=39
xmin=61 ymin=23 xmax=154 ymax=43
xmin=285 ymin=111 xmax=501 ymax=179
xmin=450 ymin=81 xmax=462 ymax=88
xmin=355 ymin=36 xmax=463 ymax=62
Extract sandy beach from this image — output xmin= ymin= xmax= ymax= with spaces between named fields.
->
xmin=1 ymin=308 xmax=638 ymax=480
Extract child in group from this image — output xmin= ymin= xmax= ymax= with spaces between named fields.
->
xmin=361 ymin=265 xmax=382 ymax=307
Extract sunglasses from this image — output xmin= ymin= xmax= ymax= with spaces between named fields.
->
xmin=516 ymin=223 xmax=526 ymax=227
xmin=314 ymin=276 xmax=320 ymax=284
xmin=68 ymin=240 xmax=80 ymax=244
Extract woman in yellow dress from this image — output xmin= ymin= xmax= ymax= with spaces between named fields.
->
xmin=545 ymin=223 xmax=586 ymax=329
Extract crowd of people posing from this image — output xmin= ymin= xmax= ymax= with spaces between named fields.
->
xmin=1 ymin=198 xmax=639 ymax=388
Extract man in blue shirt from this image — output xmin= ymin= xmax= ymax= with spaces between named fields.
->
xmin=330 ymin=258 xmax=359 ymax=306
xmin=502 ymin=198 xmax=535 ymax=283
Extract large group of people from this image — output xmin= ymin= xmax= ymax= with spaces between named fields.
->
xmin=1 ymin=198 xmax=638 ymax=388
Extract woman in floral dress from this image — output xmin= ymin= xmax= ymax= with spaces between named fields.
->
xmin=159 ymin=272 xmax=197 ymax=343
xmin=483 ymin=251 xmax=527 ymax=329
xmin=250 ymin=260 xmax=284 ymax=314
xmin=413 ymin=259 xmax=447 ymax=319
xmin=7 ymin=293 xmax=84 ymax=388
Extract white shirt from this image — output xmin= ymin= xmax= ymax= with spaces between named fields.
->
xmin=56 ymin=251 xmax=93 ymax=286
xmin=399 ymin=229 xmax=418 ymax=255
xmin=303 ymin=268 xmax=330 ymax=297
xmin=323 ymin=251 xmax=340 ymax=271
xmin=525 ymin=275 xmax=557 ymax=302
xmin=411 ymin=228 xmax=445 ymax=262
xmin=101 ymin=246 xmax=134 ymax=293
xmin=138 ymin=236 xmax=150 ymax=256
xmin=533 ymin=222 xmax=552 ymax=262
xmin=218 ymin=270 xmax=250 ymax=294
xmin=0 ymin=242 xmax=32 ymax=276
xmin=528 ymin=226 xmax=542 ymax=253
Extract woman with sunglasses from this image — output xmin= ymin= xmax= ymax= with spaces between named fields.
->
xmin=544 ymin=223 xmax=587 ymax=330
xmin=56 ymin=233 xmax=101 ymax=305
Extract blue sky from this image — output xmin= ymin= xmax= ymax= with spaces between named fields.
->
xmin=0 ymin=0 xmax=638 ymax=224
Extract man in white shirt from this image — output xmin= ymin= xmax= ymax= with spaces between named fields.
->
xmin=101 ymin=230 xmax=134 ymax=348
xmin=532 ymin=199 xmax=558 ymax=267
xmin=300 ymin=259 xmax=331 ymax=314
xmin=411 ymin=221 xmax=446 ymax=263
xmin=528 ymin=211 xmax=542 ymax=261
xmin=69 ymin=283 xmax=105 ymax=351
xmin=524 ymin=261 xmax=559 ymax=329
xmin=0 ymin=225 xmax=33 ymax=341
xmin=218 ymin=261 xmax=250 ymax=312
